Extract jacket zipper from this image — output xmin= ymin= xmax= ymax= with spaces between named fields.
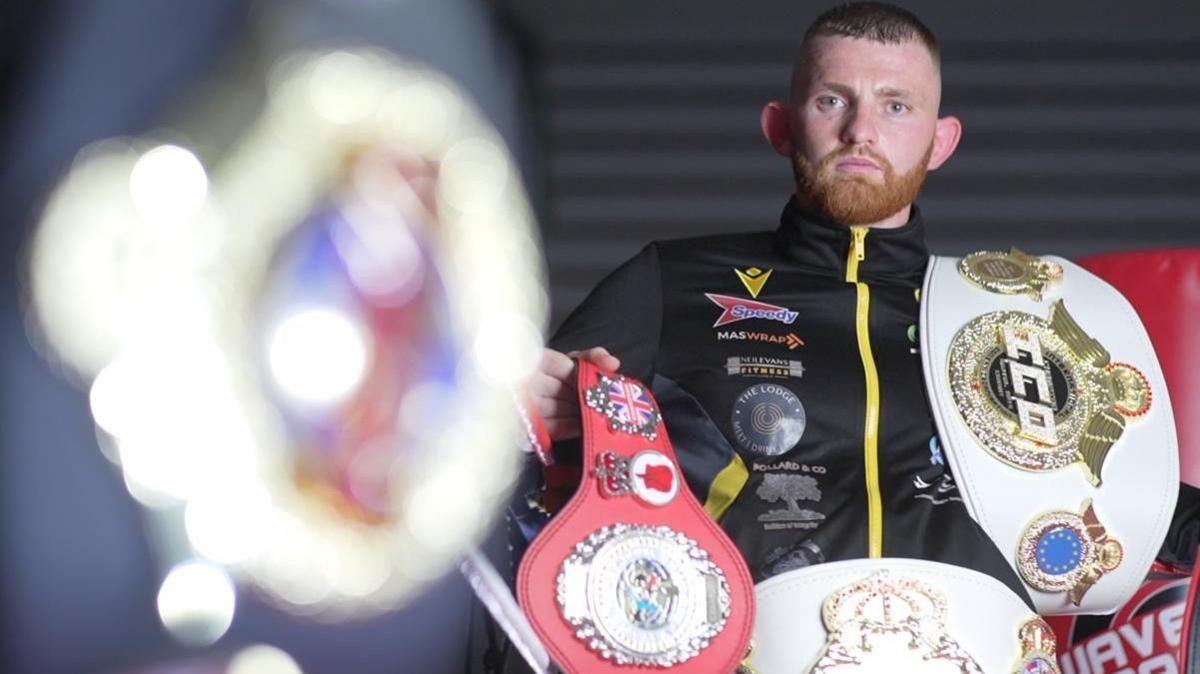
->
xmin=846 ymin=226 xmax=883 ymax=558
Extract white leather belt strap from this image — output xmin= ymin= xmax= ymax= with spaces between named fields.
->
xmin=920 ymin=252 xmax=1179 ymax=615
xmin=748 ymin=558 xmax=1049 ymax=674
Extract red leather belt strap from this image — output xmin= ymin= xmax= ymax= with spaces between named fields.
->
xmin=517 ymin=361 xmax=754 ymax=673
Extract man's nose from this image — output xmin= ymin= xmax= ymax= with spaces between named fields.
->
xmin=839 ymin=105 xmax=877 ymax=146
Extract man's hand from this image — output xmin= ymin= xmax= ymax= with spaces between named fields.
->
xmin=530 ymin=347 xmax=620 ymax=441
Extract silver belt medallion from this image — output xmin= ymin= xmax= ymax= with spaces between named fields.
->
xmin=556 ymin=523 xmax=732 ymax=667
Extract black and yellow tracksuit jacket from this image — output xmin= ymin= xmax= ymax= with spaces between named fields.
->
xmin=542 ymin=197 xmax=1199 ymax=602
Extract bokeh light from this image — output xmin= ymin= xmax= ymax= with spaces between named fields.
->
xmin=438 ymin=137 xmax=509 ymax=213
xmin=472 ymin=313 xmax=542 ymax=386
xmin=156 ymin=560 xmax=237 ymax=646
xmin=129 ymin=144 xmax=209 ymax=224
xmin=267 ymin=307 xmax=371 ymax=406
xmin=307 ymin=51 xmax=382 ymax=126
xmin=227 ymin=644 xmax=303 ymax=674
xmin=26 ymin=49 xmax=546 ymax=619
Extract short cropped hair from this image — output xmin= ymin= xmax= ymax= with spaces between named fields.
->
xmin=802 ymin=2 xmax=940 ymax=65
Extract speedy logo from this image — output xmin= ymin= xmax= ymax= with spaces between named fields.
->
xmin=706 ymin=293 xmax=798 ymax=328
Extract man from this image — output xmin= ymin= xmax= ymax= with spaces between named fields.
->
xmin=525 ymin=0 xmax=1197 ymax=611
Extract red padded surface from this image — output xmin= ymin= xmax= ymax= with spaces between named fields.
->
xmin=1078 ymin=249 xmax=1200 ymax=487
xmin=1045 ymin=563 xmax=1191 ymax=673
xmin=1183 ymin=552 xmax=1200 ymax=673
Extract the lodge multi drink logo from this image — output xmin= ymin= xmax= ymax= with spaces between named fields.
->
xmin=706 ymin=294 xmax=799 ymax=328
xmin=731 ymin=383 xmax=807 ymax=457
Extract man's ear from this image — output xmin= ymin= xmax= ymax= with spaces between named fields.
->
xmin=927 ymin=115 xmax=963 ymax=171
xmin=761 ymin=101 xmax=793 ymax=158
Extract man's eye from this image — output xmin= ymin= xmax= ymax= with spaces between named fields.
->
xmin=887 ymin=102 xmax=910 ymax=114
xmin=816 ymin=96 xmax=844 ymax=109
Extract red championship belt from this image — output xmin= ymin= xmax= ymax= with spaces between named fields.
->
xmin=517 ymin=361 xmax=754 ymax=673
xmin=1183 ymin=551 xmax=1200 ymax=672
xmin=517 ymin=390 xmax=555 ymax=467
xmin=1045 ymin=557 xmax=1200 ymax=673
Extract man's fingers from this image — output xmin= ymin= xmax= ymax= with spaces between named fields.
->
xmin=540 ymin=348 xmax=576 ymax=382
xmin=527 ymin=371 xmax=573 ymax=400
xmin=535 ymin=395 xmax=578 ymax=421
xmin=532 ymin=345 xmax=620 ymax=439
xmin=566 ymin=346 xmax=622 ymax=372
xmin=544 ymin=417 xmax=581 ymax=442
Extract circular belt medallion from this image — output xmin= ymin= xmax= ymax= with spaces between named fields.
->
xmin=1014 ymin=617 xmax=1062 ymax=674
xmin=1105 ymin=363 xmax=1152 ymax=418
xmin=958 ymin=248 xmax=1063 ymax=301
xmin=556 ymin=523 xmax=732 ymax=667
xmin=946 ymin=301 xmax=1148 ymax=485
xmin=731 ymin=383 xmax=806 ymax=457
xmin=1016 ymin=500 xmax=1123 ymax=604
xmin=628 ymin=451 xmax=679 ymax=507
xmin=585 ymin=372 xmax=662 ymax=441
xmin=1023 ymin=659 xmax=1058 ymax=674
xmin=594 ymin=450 xmax=680 ymax=507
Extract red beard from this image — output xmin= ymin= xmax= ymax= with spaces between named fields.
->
xmin=792 ymin=142 xmax=932 ymax=225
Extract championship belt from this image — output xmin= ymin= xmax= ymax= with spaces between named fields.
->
xmin=1185 ymin=557 xmax=1200 ymax=673
xmin=920 ymin=249 xmax=1180 ymax=614
xmin=517 ymin=361 xmax=755 ymax=673
xmin=1044 ymin=560 xmax=1200 ymax=674
xmin=747 ymin=558 xmax=1058 ymax=674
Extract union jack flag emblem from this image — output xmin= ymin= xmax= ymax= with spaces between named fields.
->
xmin=584 ymin=373 xmax=661 ymax=440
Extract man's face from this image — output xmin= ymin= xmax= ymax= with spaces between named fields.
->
xmin=788 ymin=35 xmax=943 ymax=225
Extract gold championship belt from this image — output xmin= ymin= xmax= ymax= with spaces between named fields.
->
xmin=946 ymin=300 xmax=1151 ymax=486
xmin=745 ymin=558 xmax=1059 ymax=674
xmin=920 ymin=250 xmax=1178 ymax=615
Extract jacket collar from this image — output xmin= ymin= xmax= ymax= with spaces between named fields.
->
xmin=774 ymin=196 xmax=930 ymax=286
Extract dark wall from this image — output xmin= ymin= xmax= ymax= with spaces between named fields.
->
xmin=507 ymin=1 xmax=1200 ymax=323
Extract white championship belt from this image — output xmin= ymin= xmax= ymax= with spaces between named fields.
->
xmin=748 ymin=557 xmax=1058 ymax=674
xmin=920 ymin=249 xmax=1180 ymax=615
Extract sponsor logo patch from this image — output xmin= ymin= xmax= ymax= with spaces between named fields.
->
xmin=912 ymin=437 xmax=962 ymax=505
xmin=734 ymin=267 xmax=773 ymax=298
xmin=756 ymin=472 xmax=825 ymax=531
xmin=751 ymin=460 xmax=826 ymax=475
xmin=912 ymin=473 xmax=962 ymax=506
xmin=731 ymin=383 xmax=806 ymax=457
xmin=716 ymin=330 xmax=805 ymax=350
xmin=765 ymin=541 xmax=825 ymax=575
xmin=726 ymin=356 xmax=804 ymax=379
xmin=706 ymin=293 xmax=798 ymax=328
